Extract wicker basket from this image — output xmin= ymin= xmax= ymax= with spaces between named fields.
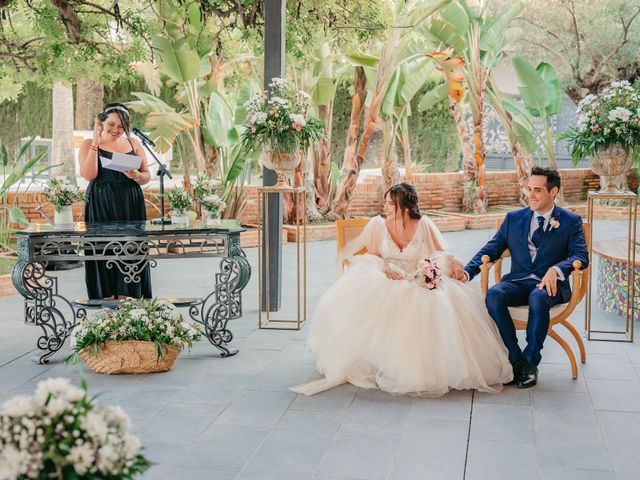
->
xmin=79 ymin=340 xmax=181 ymax=374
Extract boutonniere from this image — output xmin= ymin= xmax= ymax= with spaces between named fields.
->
xmin=549 ymin=217 xmax=560 ymax=230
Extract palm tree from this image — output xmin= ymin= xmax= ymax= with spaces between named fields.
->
xmin=52 ymin=81 xmax=76 ymax=184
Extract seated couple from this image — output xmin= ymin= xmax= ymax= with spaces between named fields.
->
xmin=293 ymin=167 xmax=588 ymax=396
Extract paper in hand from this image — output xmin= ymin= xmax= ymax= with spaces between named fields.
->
xmin=100 ymin=152 xmax=143 ymax=173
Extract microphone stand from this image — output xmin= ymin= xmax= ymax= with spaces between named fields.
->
xmin=135 ymin=135 xmax=172 ymax=225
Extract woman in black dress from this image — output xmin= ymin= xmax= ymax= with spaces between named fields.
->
xmin=78 ymin=103 xmax=152 ymax=299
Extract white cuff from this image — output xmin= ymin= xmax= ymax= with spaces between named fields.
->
xmin=552 ymin=266 xmax=565 ymax=281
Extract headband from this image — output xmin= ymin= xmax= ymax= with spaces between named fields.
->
xmin=103 ymin=106 xmax=129 ymax=116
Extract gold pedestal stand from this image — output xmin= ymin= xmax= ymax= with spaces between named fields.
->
xmin=258 ymin=185 xmax=307 ymax=330
xmin=585 ymin=190 xmax=638 ymax=342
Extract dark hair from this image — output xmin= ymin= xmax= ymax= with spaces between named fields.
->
xmin=531 ymin=166 xmax=561 ymax=193
xmin=98 ymin=103 xmax=131 ymax=136
xmin=385 ymin=182 xmax=421 ymax=220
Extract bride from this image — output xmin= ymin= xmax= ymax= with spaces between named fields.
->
xmin=292 ymin=182 xmax=513 ymax=396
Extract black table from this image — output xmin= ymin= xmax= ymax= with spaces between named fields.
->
xmin=11 ymin=220 xmax=251 ymax=363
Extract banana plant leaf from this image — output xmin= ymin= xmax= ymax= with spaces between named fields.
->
xmin=512 ymin=55 xmax=550 ymax=118
xmin=153 ymin=35 xmax=200 ymax=84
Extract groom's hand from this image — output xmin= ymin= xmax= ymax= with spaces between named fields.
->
xmin=451 ymin=260 xmax=468 ymax=282
xmin=537 ymin=268 xmax=558 ymax=296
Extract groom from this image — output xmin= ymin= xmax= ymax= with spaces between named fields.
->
xmin=458 ymin=167 xmax=588 ymax=388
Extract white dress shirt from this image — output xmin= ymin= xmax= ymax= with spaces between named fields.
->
xmin=527 ymin=208 xmax=564 ymax=281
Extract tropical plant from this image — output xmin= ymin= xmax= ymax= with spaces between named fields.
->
xmin=511 ymin=55 xmax=563 ymax=172
xmin=331 ymin=0 xmax=453 ymax=218
xmin=0 ymin=377 xmax=150 ymax=479
xmin=559 ymin=80 xmax=640 ymax=164
xmin=42 ymin=177 xmax=86 ymax=213
xmin=69 ymin=298 xmax=202 ymax=361
xmin=0 ymin=138 xmax=50 ymax=252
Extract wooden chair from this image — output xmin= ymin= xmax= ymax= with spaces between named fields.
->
xmin=336 ymin=219 xmax=369 ymax=272
xmin=480 ymin=220 xmax=591 ymax=379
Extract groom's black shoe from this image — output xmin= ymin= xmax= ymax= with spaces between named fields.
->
xmin=516 ymin=362 xmax=538 ymax=389
xmin=504 ymin=359 xmax=523 ymax=386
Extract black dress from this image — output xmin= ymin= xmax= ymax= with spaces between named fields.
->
xmin=84 ymin=148 xmax=152 ymax=299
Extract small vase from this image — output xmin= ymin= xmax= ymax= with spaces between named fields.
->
xmin=261 ymin=144 xmax=302 ymax=189
xmin=170 ymin=210 xmax=189 ymax=226
xmin=54 ymin=205 xmax=74 ymax=226
xmin=591 ymin=144 xmax=633 ymax=194
xmin=204 ymin=210 xmax=221 ymax=226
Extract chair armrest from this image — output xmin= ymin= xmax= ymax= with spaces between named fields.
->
xmin=565 ymin=260 xmax=583 ymax=310
xmin=480 ymin=255 xmax=506 ymax=293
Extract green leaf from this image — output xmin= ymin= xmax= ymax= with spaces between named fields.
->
xmin=537 ymin=62 xmax=562 ymax=116
xmin=0 ymin=142 xmax=7 ymax=167
xmin=513 ymin=120 xmax=539 ymax=154
xmin=512 ymin=55 xmax=550 ymax=118
xmin=144 ymin=112 xmax=197 ymax=153
xmin=202 ymin=91 xmax=236 ymax=147
xmin=400 ymin=58 xmax=436 ymax=104
xmin=345 ymin=52 xmax=379 ymax=68
xmin=381 ymin=70 xmax=401 ymax=118
xmin=310 ymin=76 xmax=336 ymax=106
xmin=8 ymin=207 xmax=28 ymax=226
xmin=152 ymin=35 xmax=200 ymax=84
xmin=128 ymin=92 xmax=176 ymax=114
xmin=440 ymin=1 xmax=469 ymax=34
xmin=187 ymin=3 xmax=202 ymax=30
xmin=418 ymin=83 xmax=450 ymax=111
xmin=428 ymin=18 xmax=466 ymax=53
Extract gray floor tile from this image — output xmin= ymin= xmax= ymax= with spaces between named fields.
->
xmin=475 ymin=386 xmax=532 ymax=406
xmin=137 ymin=403 xmax=226 ymax=444
xmin=340 ymin=388 xmax=412 ymax=433
xmin=582 ymin=353 xmax=637 ymax=381
xmin=465 ymin=441 xmax=539 ymax=480
xmin=587 ymin=379 xmax=640 ymax=412
xmin=315 ymin=430 xmax=401 ymax=480
xmin=597 ymin=410 xmax=640 ymax=474
xmin=172 ymin=425 xmax=269 ymax=472
xmin=533 ymin=391 xmax=598 ymax=429
xmin=214 ymin=390 xmax=296 ymax=427
xmin=469 ymin=403 xmax=535 ymax=445
xmin=409 ymin=389 xmax=472 ymax=420
xmin=539 ymin=467 xmax=616 ymax=480
xmin=535 ymin=363 xmax=587 ymax=393
xmin=389 ymin=458 xmax=465 ymax=480
xmin=534 ymin=426 xmax=612 ymax=471
xmin=290 ymin=383 xmax=358 ymax=413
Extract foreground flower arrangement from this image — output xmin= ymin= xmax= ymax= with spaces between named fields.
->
xmin=0 ymin=377 xmax=150 ymax=479
xmin=42 ymin=177 xmax=86 ymax=213
xmin=68 ymin=298 xmax=202 ymax=374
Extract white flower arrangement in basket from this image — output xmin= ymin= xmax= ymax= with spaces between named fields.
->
xmin=0 ymin=377 xmax=150 ymax=479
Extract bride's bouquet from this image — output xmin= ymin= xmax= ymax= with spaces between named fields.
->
xmin=413 ymin=256 xmax=442 ymax=290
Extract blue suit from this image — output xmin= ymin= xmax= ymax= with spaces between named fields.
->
xmin=464 ymin=205 xmax=588 ymax=366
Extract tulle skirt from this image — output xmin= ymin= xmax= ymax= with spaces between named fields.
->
xmin=292 ymin=254 xmax=513 ymax=396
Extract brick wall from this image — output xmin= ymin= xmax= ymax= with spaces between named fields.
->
xmin=9 ymin=168 xmax=638 ymax=225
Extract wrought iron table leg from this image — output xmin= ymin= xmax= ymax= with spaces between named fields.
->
xmin=12 ymin=260 xmax=86 ymax=364
xmin=189 ymin=251 xmax=251 ymax=357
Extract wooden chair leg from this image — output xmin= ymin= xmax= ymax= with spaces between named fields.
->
xmin=560 ymin=320 xmax=586 ymax=364
xmin=548 ymin=329 xmax=578 ymax=379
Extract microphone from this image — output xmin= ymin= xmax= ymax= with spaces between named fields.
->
xmin=132 ymin=128 xmax=155 ymax=147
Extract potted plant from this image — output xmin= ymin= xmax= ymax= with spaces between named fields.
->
xmin=68 ymin=298 xmax=202 ymax=374
xmin=560 ymin=80 xmax=640 ymax=193
xmin=167 ymin=187 xmax=192 ymax=225
xmin=42 ymin=177 xmax=85 ymax=226
xmin=0 ymin=377 xmax=150 ymax=479
xmin=240 ymin=77 xmax=324 ymax=188
xmin=193 ymin=174 xmax=226 ymax=225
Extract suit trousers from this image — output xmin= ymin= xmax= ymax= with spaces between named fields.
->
xmin=485 ymin=278 xmax=564 ymax=366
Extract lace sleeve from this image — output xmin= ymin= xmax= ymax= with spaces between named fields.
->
xmin=336 ymin=216 xmax=384 ymax=276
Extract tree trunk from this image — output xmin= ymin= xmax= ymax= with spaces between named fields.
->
xmin=471 ymin=105 xmax=488 ymax=213
xmin=52 ymin=81 xmax=77 ymax=183
xmin=205 ymin=144 xmax=219 ymax=177
xmin=381 ymin=118 xmax=400 ymax=193
xmin=329 ymin=67 xmax=367 ymax=219
xmin=315 ymin=103 xmax=333 ymax=211
xmin=449 ymin=98 xmax=475 ymax=212
xmin=397 ymin=115 xmax=413 ymax=179
xmin=75 ymin=78 xmax=104 ymax=130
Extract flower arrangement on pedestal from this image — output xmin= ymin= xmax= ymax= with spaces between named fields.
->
xmin=0 ymin=377 xmax=150 ymax=479
xmin=68 ymin=298 xmax=202 ymax=374
xmin=240 ymin=77 xmax=324 ymax=188
xmin=193 ymin=174 xmax=226 ymax=225
xmin=560 ymin=80 xmax=640 ymax=192
xmin=42 ymin=177 xmax=85 ymax=225
xmin=167 ymin=187 xmax=192 ymax=225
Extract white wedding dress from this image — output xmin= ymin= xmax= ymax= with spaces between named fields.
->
xmin=292 ymin=215 xmax=513 ymax=396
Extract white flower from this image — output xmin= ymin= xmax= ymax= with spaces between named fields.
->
xmin=250 ymin=112 xmax=267 ymax=124
xmin=46 ymin=397 xmax=67 ymax=417
xmin=0 ymin=445 xmax=26 ymax=479
xmin=269 ymin=96 xmax=289 ymax=106
xmin=96 ymin=444 xmax=119 ymax=473
xmin=122 ymin=434 xmax=141 ymax=458
xmin=1 ymin=395 xmax=37 ymax=417
xmin=34 ymin=378 xmax=83 ymax=405
xmin=66 ymin=443 xmax=95 ymax=475
xmin=549 ymin=217 xmax=560 ymax=230
xmin=82 ymin=411 xmax=109 ymax=443
xmin=128 ymin=308 xmax=146 ymax=321
xmin=608 ymin=107 xmax=632 ymax=122
xmin=289 ymin=113 xmax=306 ymax=126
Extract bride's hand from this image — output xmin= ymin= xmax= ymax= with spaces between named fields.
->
xmin=384 ymin=268 xmax=404 ymax=281
xmin=451 ymin=260 xmax=468 ymax=282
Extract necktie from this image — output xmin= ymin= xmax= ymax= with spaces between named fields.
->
xmin=531 ymin=215 xmax=545 ymax=249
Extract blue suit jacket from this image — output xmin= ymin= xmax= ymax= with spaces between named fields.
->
xmin=464 ymin=205 xmax=589 ymax=302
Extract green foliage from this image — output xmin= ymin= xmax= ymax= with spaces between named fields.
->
xmin=42 ymin=177 xmax=85 ymax=213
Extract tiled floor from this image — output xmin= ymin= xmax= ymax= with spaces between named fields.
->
xmin=1 ymin=221 xmax=638 ymax=479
